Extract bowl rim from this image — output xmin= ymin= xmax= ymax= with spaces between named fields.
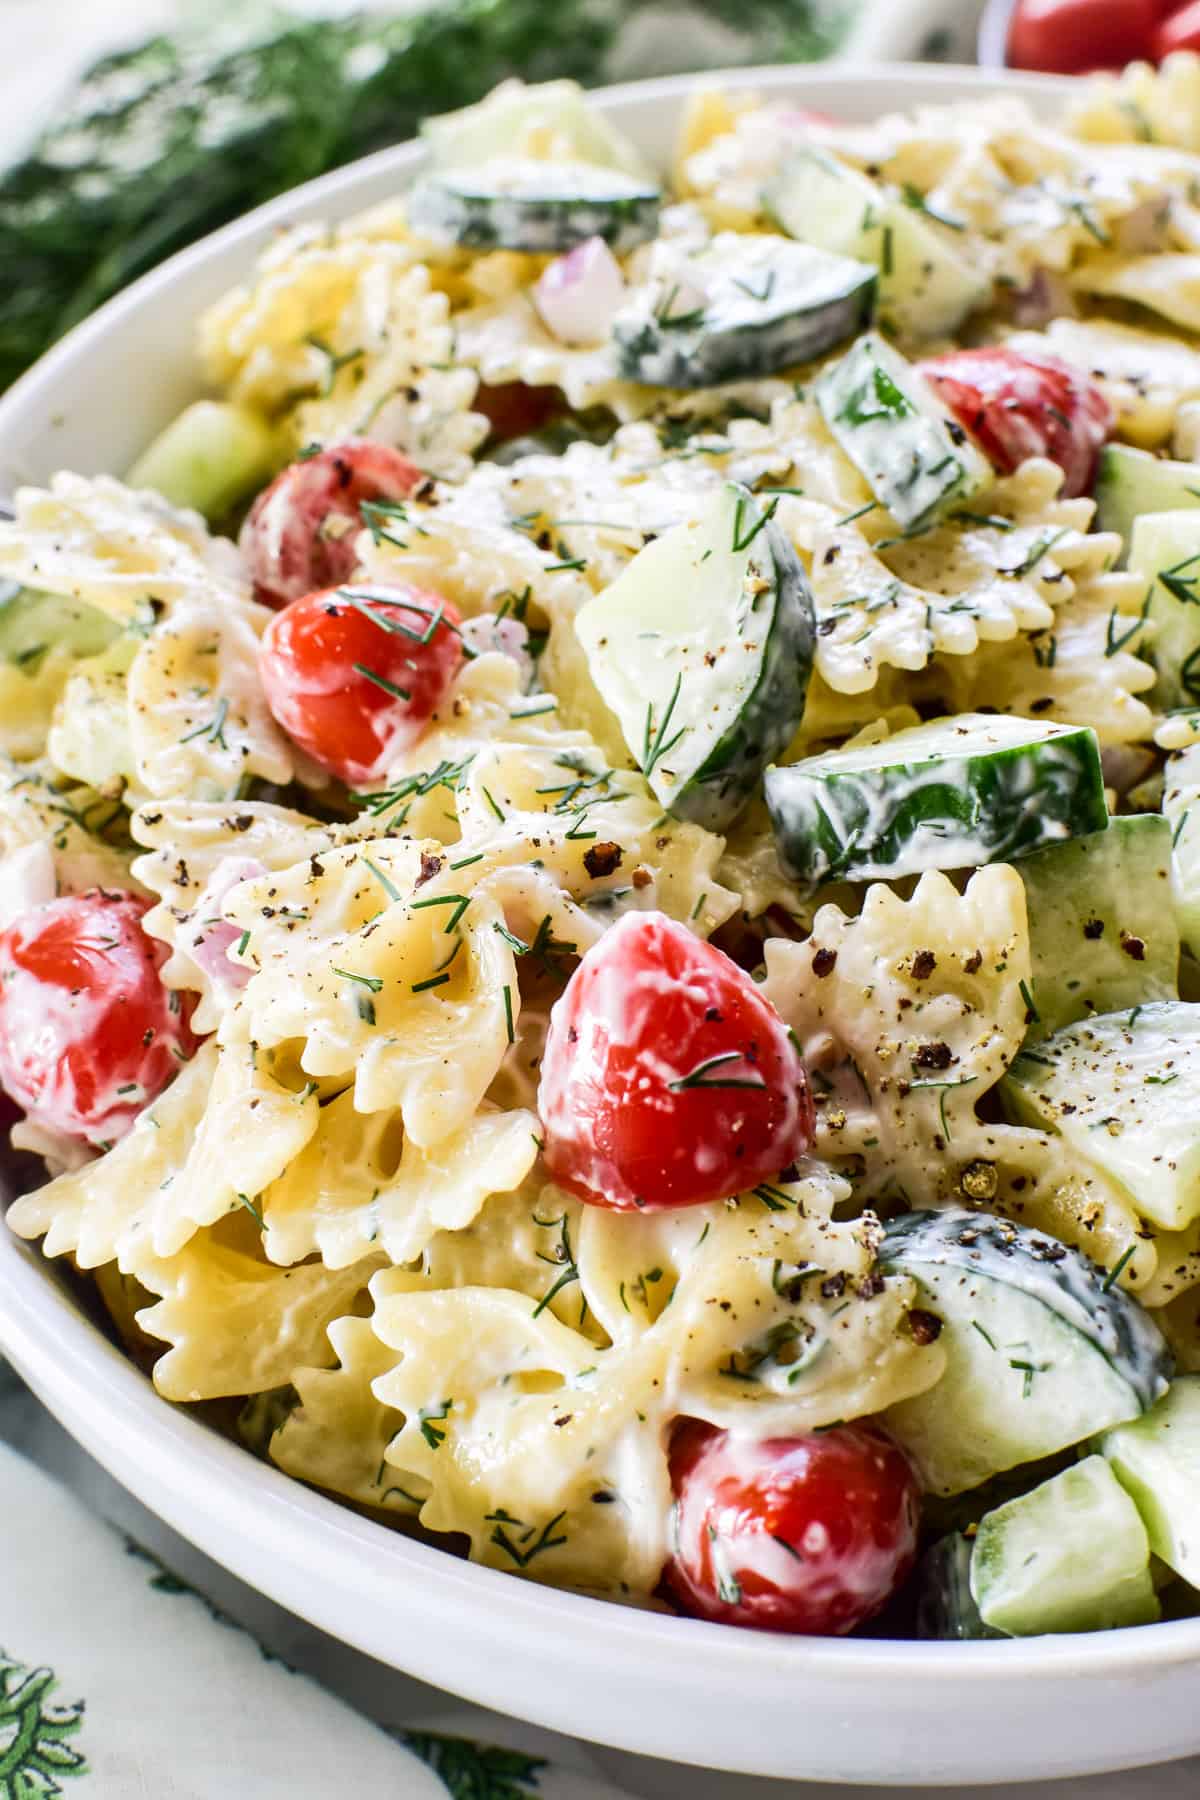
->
xmin=1 ymin=52 xmax=1198 ymax=1734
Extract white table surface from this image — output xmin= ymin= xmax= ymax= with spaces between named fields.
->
xmin=1 ymin=1 xmax=1196 ymax=1790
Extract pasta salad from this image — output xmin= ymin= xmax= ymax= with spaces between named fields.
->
xmin=5 ymin=61 xmax=1200 ymax=1642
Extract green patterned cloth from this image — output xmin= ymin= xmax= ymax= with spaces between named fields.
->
xmin=0 ymin=1402 xmax=626 ymax=1799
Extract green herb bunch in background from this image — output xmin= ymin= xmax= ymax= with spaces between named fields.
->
xmin=0 ymin=0 xmax=846 ymax=393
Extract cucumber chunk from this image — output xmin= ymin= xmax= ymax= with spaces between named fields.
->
xmin=815 ymin=332 xmax=992 ymax=532
xmin=1004 ymin=1001 xmax=1200 ymax=1231
xmin=1164 ymin=740 xmax=1200 ymax=958
xmin=126 ymin=401 xmax=279 ymax=521
xmin=882 ymin=1210 xmax=1173 ymax=1497
xmin=763 ymin=148 xmax=991 ymax=342
xmin=1099 ymin=1376 xmax=1200 ymax=1589
xmin=0 ymin=588 xmax=119 ymax=671
xmin=764 ymin=712 xmax=1108 ymax=890
xmin=1018 ymin=815 xmax=1179 ymax=1038
xmin=408 ymin=158 xmax=661 ymax=254
xmin=1094 ymin=444 xmax=1200 ymax=565
xmin=575 ymin=482 xmax=814 ymax=830
xmin=612 ymin=235 xmax=875 ymax=389
xmin=971 ymin=1456 xmax=1159 ymax=1635
xmin=420 ymin=79 xmax=650 ymax=182
xmin=1127 ymin=509 xmax=1200 ymax=710
xmin=916 ymin=1534 xmax=1001 ymax=1640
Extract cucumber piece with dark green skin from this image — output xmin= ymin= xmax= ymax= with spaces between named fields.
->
xmin=575 ymin=481 xmax=815 ymax=831
xmin=916 ymin=1535 xmax=1001 ymax=1640
xmin=815 ymin=331 xmax=991 ymax=531
xmin=764 ymin=712 xmax=1109 ymax=890
xmin=881 ymin=1210 xmax=1174 ymax=1497
xmin=611 ymin=235 xmax=876 ymax=390
xmin=763 ymin=147 xmax=991 ymax=342
xmin=0 ymin=587 xmax=119 ymax=672
xmin=407 ymin=157 xmax=661 ymax=252
xmin=1017 ymin=814 xmax=1179 ymax=1039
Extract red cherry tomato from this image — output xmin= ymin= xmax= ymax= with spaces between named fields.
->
xmin=0 ymin=890 xmax=198 ymax=1147
xmin=258 ymin=583 xmax=463 ymax=784
xmin=918 ymin=346 xmax=1112 ymax=498
xmin=538 ymin=910 xmax=814 ymax=1212
xmin=1154 ymin=0 xmax=1200 ymax=56
xmin=1007 ymin=0 xmax=1159 ymax=72
xmin=239 ymin=440 xmax=426 ymax=607
xmin=666 ymin=1420 xmax=920 ymax=1635
xmin=473 ymin=381 xmax=563 ymax=445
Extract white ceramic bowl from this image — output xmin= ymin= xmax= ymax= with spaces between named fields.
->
xmin=2 ymin=62 xmax=1199 ymax=1787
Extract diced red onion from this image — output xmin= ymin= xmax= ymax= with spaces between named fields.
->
xmin=461 ymin=612 xmax=535 ymax=687
xmin=533 ymin=237 xmax=627 ymax=346
xmin=186 ymin=856 xmax=268 ymax=990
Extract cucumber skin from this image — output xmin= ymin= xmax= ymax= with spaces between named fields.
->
xmin=764 ymin=721 xmax=1109 ymax=888
xmin=667 ymin=516 xmax=816 ymax=832
xmin=916 ymin=1535 xmax=1002 ymax=1640
xmin=763 ymin=149 xmax=990 ymax=342
xmin=407 ymin=175 xmax=660 ymax=252
xmin=612 ymin=272 xmax=875 ymax=390
xmin=881 ymin=1211 xmax=1173 ymax=1414
xmin=815 ymin=333 xmax=987 ymax=531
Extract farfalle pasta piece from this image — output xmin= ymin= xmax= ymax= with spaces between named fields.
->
xmin=764 ymin=868 xmax=1032 ymax=1201
xmin=928 ymin=561 xmax=1156 ymax=746
xmin=8 ymin=1035 xmax=321 ymax=1270
xmin=200 ymin=230 xmax=486 ymax=479
xmin=806 ymin=461 xmax=1130 ymax=697
xmin=294 ymin=270 xmax=486 ymax=482
xmin=224 ymin=841 xmax=519 ymax=1143
xmin=1072 ymin=252 xmax=1200 ymax=337
xmin=267 ymin=1313 xmax=427 ymax=1514
xmin=0 ymin=475 xmax=245 ymax=624
xmin=135 ymin=1230 xmax=381 ymax=1403
xmin=0 ymin=477 xmax=298 ymax=799
xmin=260 ymin=1093 xmax=539 ymax=1270
xmin=373 ymin=1281 xmax=675 ymax=1593
xmin=762 ymin=868 xmax=1157 ymax=1290
xmin=131 ymin=797 xmax=341 ymax=1032
xmin=452 ymin=740 xmax=737 ymax=937
xmin=1068 ymin=53 xmax=1200 ymax=152
xmin=126 ymin=592 xmax=296 ymax=800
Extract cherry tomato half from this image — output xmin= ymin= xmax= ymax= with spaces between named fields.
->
xmin=1154 ymin=0 xmax=1200 ymax=57
xmin=1007 ymin=0 xmax=1159 ymax=73
xmin=239 ymin=440 xmax=426 ymax=607
xmin=666 ymin=1419 xmax=920 ymax=1635
xmin=0 ymin=890 xmax=197 ymax=1147
xmin=538 ymin=910 xmax=814 ymax=1212
xmin=258 ymin=583 xmax=463 ymax=784
xmin=919 ymin=346 xmax=1112 ymax=498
